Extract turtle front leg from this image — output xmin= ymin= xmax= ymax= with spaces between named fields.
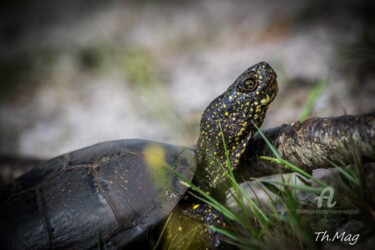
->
xmin=182 ymin=202 xmax=226 ymax=248
xmin=158 ymin=201 xmax=232 ymax=250
xmin=157 ymin=193 xmax=236 ymax=250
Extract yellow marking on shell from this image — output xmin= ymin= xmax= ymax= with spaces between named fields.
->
xmin=229 ymin=96 xmax=233 ymax=100
xmin=144 ymin=144 xmax=172 ymax=194
xmin=144 ymin=144 xmax=166 ymax=169
xmin=193 ymin=204 xmax=200 ymax=210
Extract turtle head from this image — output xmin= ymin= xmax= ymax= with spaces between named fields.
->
xmin=196 ymin=61 xmax=278 ymax=190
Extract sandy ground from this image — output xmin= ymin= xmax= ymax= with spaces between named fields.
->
xmin=0 ymin=0 xmax=374 ymax=158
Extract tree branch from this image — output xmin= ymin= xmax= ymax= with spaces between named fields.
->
xmin=237 ymin=112 xmax=375 ymax=179
xmin=1 ymin=113 xmax=374 ymax=184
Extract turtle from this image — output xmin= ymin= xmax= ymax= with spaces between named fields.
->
xmin=0 ymin=61 xmax=278 ymax=249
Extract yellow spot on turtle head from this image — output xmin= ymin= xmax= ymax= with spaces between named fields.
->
xmin=261 ymin=94 xmax=271 ymax=105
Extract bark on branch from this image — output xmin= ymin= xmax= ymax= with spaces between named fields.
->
xmin=236 ymin=112 xmax=375 ymax=180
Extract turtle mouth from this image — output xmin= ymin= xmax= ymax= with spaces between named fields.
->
xmin=260 ymin=80 xmax=278 ymax=106
xmin=269 ymin=80 xmax=279 ymax=98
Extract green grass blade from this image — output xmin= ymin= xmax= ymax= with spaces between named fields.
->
xmin=153 ymin=213 xmax=173 ymax=250
xmin=259 ymin=179 xmax=323 ymax=194
xmin=299 ymin=76 xmax=328 ymax=121
xmin=260 ymin=156 xmax=327 ymax=187
xmin=329 ymin=160 xmax=360 ymax=187
xmin=252 ymin=121 xmax=282 ymax=159
xmin=295 ymin=174 xmax=312 ymax=187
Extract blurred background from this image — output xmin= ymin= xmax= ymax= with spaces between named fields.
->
xmin=0 ymin=0 xmax=374 ymax=161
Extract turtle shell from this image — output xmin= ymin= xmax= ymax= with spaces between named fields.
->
xmin=0 ymin=139 xmax=197 ymax=249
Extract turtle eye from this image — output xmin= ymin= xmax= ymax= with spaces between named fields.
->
xmin=243 ymin=78 xmax=258 ymax=92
